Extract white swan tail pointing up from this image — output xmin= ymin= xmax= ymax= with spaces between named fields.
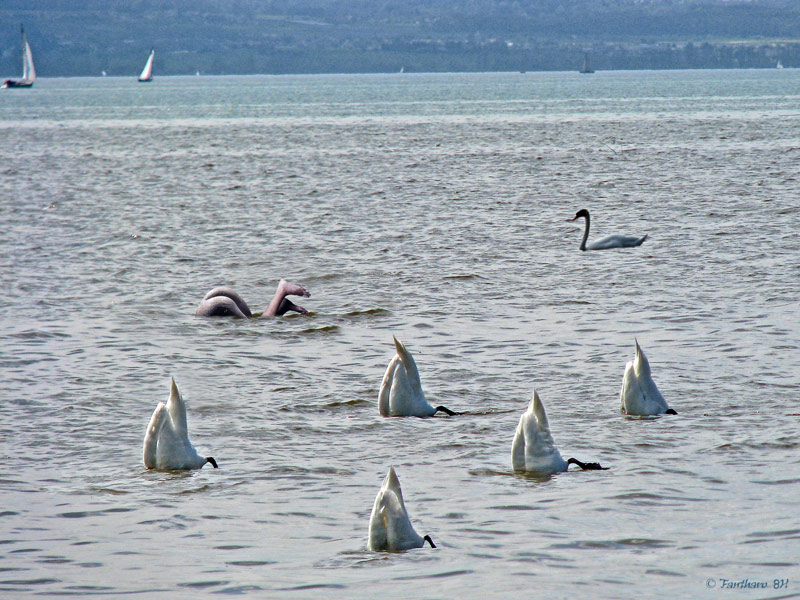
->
xmin=378 ymin=337 xmax=458 ymax=417
xmin=143 ymin=378 xmax=218 ymax=470
xmin=368 ymin=466 xmax=435 ymax=551
xmin=511 ymin=389 xmax=606 ymax=474
xmin=620 ymin=339 xmax=676 ymax=416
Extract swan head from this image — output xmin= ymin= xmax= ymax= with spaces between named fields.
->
xmin=206 ymin=457 xmax=219 ymax=468
xmin=567 ymin=208 xmax=590 ymax=222
xmin=423 ymin=535 xmax=436 ymax=548
xmin=567 ymin=457 xmax=607 ymax=470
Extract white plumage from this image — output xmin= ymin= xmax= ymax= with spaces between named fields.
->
xmin=512 ymin=389 xmax=606 ymax=474
xmin=511 ymin=390 xmax=568 ymax=474
xmin=368 ymin=467 xmax=435 ymax=551
xmin=378 ymin=337 xmax=437 ymax=417
xmin=620 ymin=340 xmax=676 ymax=416
xmin=143 ymin=378 xmax=217 ymax=470
xmin=569 ymin=208 xmax=648 ymax=251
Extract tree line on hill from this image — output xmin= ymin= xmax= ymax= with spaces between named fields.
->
xmin=2 ymin=0 xmax=799 ymax=76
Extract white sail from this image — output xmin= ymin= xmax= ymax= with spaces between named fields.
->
xmin=22 ymin=35 xmax=35 ymax=82
xmin=138 ymin=49 xmax=154 ymax=81
xmin=3 ymin=25 xmax=35 ymax=88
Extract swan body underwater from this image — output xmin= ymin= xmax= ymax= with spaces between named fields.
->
xmin=143 ymin=378 xmax=218 ymax=470
xmin=378 ymin=336 xmax=459 ymax=417
xmin=195 ymin=279 xmax=310 ymax=317
xmin=620 ymin=340 xmax=677 ymax=416
xmin=368 ymin=467 xmax=436 ymax=551
xmin=511 ymin=389 xmax=606 ymax=474
xmin=568 ymin=208 xmax=648 ymax=251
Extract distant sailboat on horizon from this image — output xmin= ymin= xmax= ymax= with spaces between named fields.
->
xmin=580 ymin=53 xmax=595 ymax=74
xmin=138 ymin=48 xmax=155 ymax=82
xmin=776 ymin=60 xmax=784 ymax=69
xmin=2 ymin=25 xmax=36 ymax=89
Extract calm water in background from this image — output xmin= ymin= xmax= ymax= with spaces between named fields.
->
xmin=1 ymin=70 xmax=799 ymax=598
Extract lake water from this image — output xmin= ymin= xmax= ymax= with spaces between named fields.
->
xmin=1 ymin=70 xmax=798 ymax=598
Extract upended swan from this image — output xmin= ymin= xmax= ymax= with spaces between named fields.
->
xmin=620 ymin=339 xmax=677 ymax=416
xmin=378 ymin=336 xmax=459 ymax=417
xmin=511 ymin=389 xmax=606 ymax=474
xmin=195 ymin=279 xmax=310 ymax=317
xmin=143 ymin=378 xmax=218 ymax=470
xmin=368 ymin=466 xmax=436 ymax=551
xmin=568 ymin=208 xmax=648 ymax=251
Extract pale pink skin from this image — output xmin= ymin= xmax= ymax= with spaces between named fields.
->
xmin=196 ymin=279 xmax=310 ymax=317
xmin=263 ymin=279 xmax=311 ymax=316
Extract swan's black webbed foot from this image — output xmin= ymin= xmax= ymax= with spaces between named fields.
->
xmin=423 ymin=535 xmax=436 ymax=548
xmin=206 ymin=457 xmax=219 ymax=468
xmin=665 ymin=408 xmax=678 ymax=415
xmin=434 ymin=406 xmax=460 ymax=416
xmin=567 ymin=458 xmax=608 ymax=471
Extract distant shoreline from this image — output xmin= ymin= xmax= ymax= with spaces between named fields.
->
xmin=11 ymin=66 xmax=795 ymax=81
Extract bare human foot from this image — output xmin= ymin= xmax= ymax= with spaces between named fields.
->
xmin=264 ymin=279 xmax=311 ymax=316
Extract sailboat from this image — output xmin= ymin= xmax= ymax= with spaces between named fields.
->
xmin=138 ymin=48 xmax=155 ymax=82
xmin=580 ymin=53 xmax=595 ymax=74
xmin=2 ymin=25 xmax=36 ymax=89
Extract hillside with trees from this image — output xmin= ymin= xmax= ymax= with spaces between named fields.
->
xmin=2 ymin=0 xmax=799 ymax=76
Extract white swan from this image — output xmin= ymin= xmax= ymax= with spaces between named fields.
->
xmin=620 ymin=339 xmax=677 ymax=416
xmin=143 ymin=378 xmax=218 ymax=470
xmin=378 ymin=336 xmax=458 ymax=417
xmin=511 ymin=389 xmax=605 ymax=474
xmin=368 ymin=466 xmax=436 ymax=551
xmin=568 ymin=209 xmax=648 ymax=251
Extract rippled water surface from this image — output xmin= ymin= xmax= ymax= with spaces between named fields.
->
xmin=1 ymin=70 xmax=799 ymax=598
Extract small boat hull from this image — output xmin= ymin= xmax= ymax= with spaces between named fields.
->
xmin=2 ymin=79 xmax=33 ymax=88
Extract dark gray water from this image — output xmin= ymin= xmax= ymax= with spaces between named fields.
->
xmin=1 ymin=70 xmax=798 ymax=598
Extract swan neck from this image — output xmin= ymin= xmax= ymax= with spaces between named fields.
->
xmin=568 ymin=457 xmax=605 ymax=470
xmin=580 ymin=213 xmax=590 ymax=251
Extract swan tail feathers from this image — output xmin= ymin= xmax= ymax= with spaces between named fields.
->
xmin=384 ymin=466 xmax=405 ymax=506
xmin=633 ymin=340 xmax=652 ymax=378
xmin=510 ymin=414 xmax=526 ymax=471
xmin=143 ymin=402 xmax=167 ymax=469
xmin=393 ymin=337 xmax=423 ymax=391
xmin=531 ymin=389 xmax=550 ymax=430
xmin=166 ymin=378 xmax=190 ymax=438
xmin=378 ymin=355 xmax=399 ymax=416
